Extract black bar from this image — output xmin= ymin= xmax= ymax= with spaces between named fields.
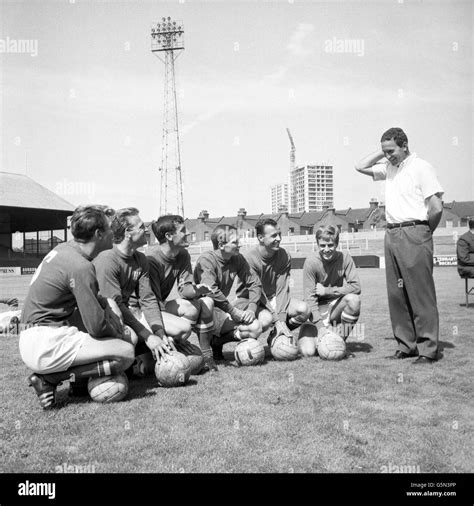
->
xmin=0 ymin=473 xmax=472 ymax=506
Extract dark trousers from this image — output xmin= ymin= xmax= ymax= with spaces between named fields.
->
xmin=384 ymin=224 xmax=439 ymax=358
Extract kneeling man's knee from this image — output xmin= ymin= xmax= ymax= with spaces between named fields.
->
xmin=344 ymin=294 xmax=361 ymax=313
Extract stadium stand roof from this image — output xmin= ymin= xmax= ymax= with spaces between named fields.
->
xmin=0 ymin=172 xmax=75 ymax=233
xmin=0 ymin=171 xmax=75 ymax=211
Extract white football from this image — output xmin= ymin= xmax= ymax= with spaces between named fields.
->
xmin=317 ymin=331 xmax=346 ymax=361
xmin=155 ymin=351 xmax=191 ymax=387
xmin=88 ymin=372 xmax=129 ymax=403
xmin=234 ymin=338 xmax=265 ymax=366
xmin=270 ymin=334 xmax=299 ymax=361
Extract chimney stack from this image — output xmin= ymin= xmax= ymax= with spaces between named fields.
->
xmin=369 ymin=198 xmax=379 ymax=210
xmin=198 ymin=210 xmax=209 ymax=222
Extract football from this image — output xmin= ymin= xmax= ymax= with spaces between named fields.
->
xmin=154 ymin=351 xmax=191 ymax=387
xmin=317 ymin=330 xmax=346 ymax=361
xmin=270 ymin=334 xmax=299 ymax=361
xmin=234 ymin=338 xmax=265 ymax=366
xmin=177 ymin=342 xmax=205 ymax=375
xmin=88 ymin=372 xmax=129 ymax=403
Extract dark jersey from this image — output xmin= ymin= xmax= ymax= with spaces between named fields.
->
xmin=237 ymin=246 xmax=291 ymax=322
xmin=146 ymin=245 xmax=194 ymax=304
xmin=93 ymin=246 xmax=164 ymax=339
xmin=21 ymin=242 xmax=117 ymax=338
xmin=194 ymin=250 xmax=262 ymax=314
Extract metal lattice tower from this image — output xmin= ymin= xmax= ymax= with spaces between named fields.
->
xmin=151 ymin=17 xmax=185 ymax=217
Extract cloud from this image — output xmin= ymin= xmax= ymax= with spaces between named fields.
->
xmin=262 ymin=23 xmax=315 ymax=86
xmin=181 ymin=109 xmax=220 ymax=136
xmin=286 ymin=23 xmax=315 ymax=57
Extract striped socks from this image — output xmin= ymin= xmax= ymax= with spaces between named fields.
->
xmin=339 ymin=310 xmax=359 ymax=341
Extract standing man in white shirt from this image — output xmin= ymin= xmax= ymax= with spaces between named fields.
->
xmin=355 ymin=127 xmax=444 ymax=364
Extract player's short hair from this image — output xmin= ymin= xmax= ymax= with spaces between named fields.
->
xmin=255 ymin=218 xmax=279 ymax=237
xmin=380 ymin=127 xmax=408 ymax=147
xmin=70 ymin=205 xmax=115 ymax=242
xmin=151 ymin=215 xmax=184 ymax=244
xmin=211 ymin=225 xmax=237 ymax=249
xmin=468 ymin=218 xmax=474 ymax=229
xmin=315 ymin=225 xmax=340 ymax=246
xmin=112 ymin=207 xmax=140 ymax=243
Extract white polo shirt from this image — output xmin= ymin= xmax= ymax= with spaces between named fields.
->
xmin=372 ymin=153 xmax=444 ymax=224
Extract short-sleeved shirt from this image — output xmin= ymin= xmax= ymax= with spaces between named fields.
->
xmin=372 ymin=153 xmax=444 ymax=223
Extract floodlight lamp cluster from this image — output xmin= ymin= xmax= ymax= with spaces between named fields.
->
xmin=151 ymin=17 xmax=184 ymax=51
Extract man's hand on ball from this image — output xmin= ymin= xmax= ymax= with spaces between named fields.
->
xmin=163 ymin=335 xmax=177 ymax=351
xmin=240 ymin=310 xmax=256 ymax=324
xmin=146 ymin=333 xmax=172 ymax=361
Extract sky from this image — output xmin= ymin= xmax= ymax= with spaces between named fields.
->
xmin=1 ymin=0 xmax=472 ymax=221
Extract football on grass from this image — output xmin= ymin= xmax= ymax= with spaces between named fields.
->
xmin=270 ymin=334 xmax=299 ymax=361
xmin=234 ymin=338 xmax=265 ymax=366
xmin=154 ymin=351 xmax=191 ymax=387
xmin=317 ymin=331 xmax=346 ymax=361
xmin=88 ymin=372 xmax=129 ymax=402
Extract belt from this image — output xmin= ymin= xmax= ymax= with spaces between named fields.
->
xmin=386 ymin=220 xmax=429 ymax=229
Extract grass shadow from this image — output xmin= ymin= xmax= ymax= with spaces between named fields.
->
xmin=439 ymin=340 xmax=455 ymax=350
xmin=347 ymin=341 xmax=373 ymax=353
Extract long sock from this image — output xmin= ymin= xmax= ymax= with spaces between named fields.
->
xmin=198 ymin=331 xmax=213 ymax=354
xmin=340 ymin=311 xmax=359 ymax=341
xmin=43 ymin=359 xmax=122 ymax=385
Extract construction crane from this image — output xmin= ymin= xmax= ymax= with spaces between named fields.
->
xmin=286 ymin=128 xmax=295 ymax=171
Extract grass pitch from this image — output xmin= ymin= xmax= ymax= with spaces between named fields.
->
xmin=1 ymin=267 xmax=473 ymax=473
